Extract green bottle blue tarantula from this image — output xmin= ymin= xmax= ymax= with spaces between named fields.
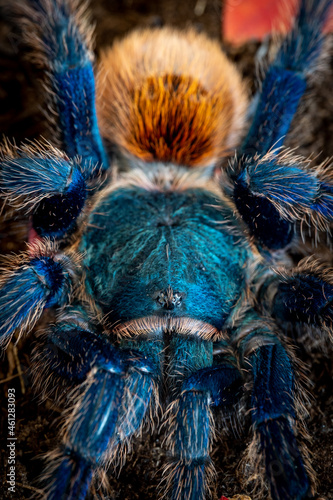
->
xmin=1 ymin=0 xmax=333 ymax=498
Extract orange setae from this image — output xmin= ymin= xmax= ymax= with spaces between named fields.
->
xmin=96 ymin=27 xmax=248 ymax=167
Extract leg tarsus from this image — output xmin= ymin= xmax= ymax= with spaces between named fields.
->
xmin=258 ymin=418 xmax=313 ymax=500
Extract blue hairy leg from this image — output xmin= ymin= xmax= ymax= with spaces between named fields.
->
xmin=232 ymin=169 xmax=291 ymax=249
xmin=228 ymin=150 xmax=333 ymax=249
xmin=164 ymin=334 xmax=216 ymax=500
xmin=233 ymin=0 xmax=333 ymax=249
xmin=22 ymin=0 xmax=108 ymax=175
xmin=0 ymin=246 xmax=74 ymax=346
xmin=248 ymin=343 xmax=311 ymax=500
xmin=33 ymin=308 xmax=121 ymax=388
xmin=0 ymin=145 xmax=87 ymax=238
xmin=165 ymin=338 xmax=243 ymax=500
xmin=182 ymin=362 xmax=243 ymax=408
xmin=231 ymin=310 xmax=311 ymax=500
xmin=38 ymin=313 xmax=161 ymax=500
xmin=259 ymin=261 xmax=333 ymax=330
xmin=242 ymin=0 xmax=332 ymax=156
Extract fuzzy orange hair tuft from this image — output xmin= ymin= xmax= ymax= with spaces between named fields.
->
xmin=96 ymin=27 xmax=248 ymax=167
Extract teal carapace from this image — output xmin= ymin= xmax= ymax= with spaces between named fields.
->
xmin=81 ymin=185 xmax=249 ymax=330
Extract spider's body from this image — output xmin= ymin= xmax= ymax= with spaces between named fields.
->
xmin=1 ymin=1 xmax=333 ymax=499
xmin=82 ymin=172 xmax=248 ymax=329
xmin=95 ymin=27 xmax=247 ymax=167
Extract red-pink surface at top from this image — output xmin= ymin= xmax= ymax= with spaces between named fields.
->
xmin=223 ymin=0 xmax=333 ymax=44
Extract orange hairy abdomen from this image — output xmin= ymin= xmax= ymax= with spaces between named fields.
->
xmin=96 ymin=27 xmax=248 ymax=167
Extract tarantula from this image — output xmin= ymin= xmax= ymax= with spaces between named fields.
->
xmin=0 ymin=0 xmax=333 ymax=499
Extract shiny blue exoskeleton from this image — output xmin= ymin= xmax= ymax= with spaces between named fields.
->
xmin=1 ymin=1 xmax=333 ymax=499
xmin=81 ymin=185 xmax=248 ymax=328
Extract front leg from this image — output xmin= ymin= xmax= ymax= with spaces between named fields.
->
xmin=163 ymin=334 xmax=215 ymax=500
xmin=241 ymin=0 xmax=332 ymax=156
xmin=34 ymin=309 xmax=161 ymax=500
xmin=0 ymin=142 xmax=87 ymax=238
xmin=231 ymin=309 xmax=312 ymax=500
xmin=224 ymin=150 xmax=333 ymax=249
xmin=162 ymin=334 xmax=244 ymax=500
xmin=15 ymin=0 xmax=108 ymax=175
xmin=224 ymin=0 xmax=333 ymax=250
xmin=0 ymin=241 xmax=75 ymax=346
